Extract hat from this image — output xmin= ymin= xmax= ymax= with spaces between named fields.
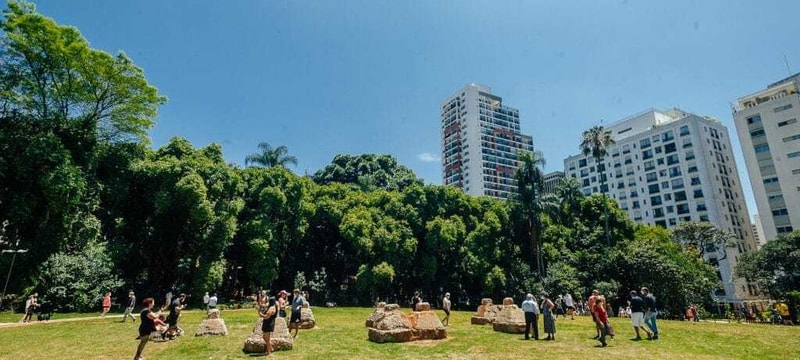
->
xmin=279 ymin=290 xmax=288 ymax=296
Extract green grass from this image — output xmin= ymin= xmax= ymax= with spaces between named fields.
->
xmin=0 ymin=308 xmax=798 ymax=359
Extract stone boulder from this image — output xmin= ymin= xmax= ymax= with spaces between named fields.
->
xmin=242 ymin=317 xmax=293 ymax=353
xmin=471 ymin=298 xmax=502 ymax=325
xmin=365 ymin=302 xmax=387 ymax=327
xmin=195 ymin=309 xmax=228 ymax=336
xmin=408 ymin=303 xmax=447 ymax=340
xmin=367 ymin=304 xmax=414 ymax=343
xmin=492 ymin=297 xmax=526 ymax=334
xmin=299 ymin=307 xmax=316 ymax=329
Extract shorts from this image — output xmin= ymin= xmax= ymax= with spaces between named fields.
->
xmin=261 ymin=319 xmax=275 ymax=333
xmin=631 ymin=312 xmax=644 ymax=327
xmin=290 ymin=310 xmax=301 ymax=324
xmin=167 ymin=314 xmax=179 ymax=327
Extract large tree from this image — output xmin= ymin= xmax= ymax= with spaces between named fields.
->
xmin=245 ymin=142 xmax=298 ymax=168
xmin=0 ymin=0 xmax=166 ymax=143
xmin=313 ymin=154 xmax=423 ymax=191
xmin=735 ymin=231 xmax=800 ymax=299
xmin=580 ymin=125 xmax=615 ymax=245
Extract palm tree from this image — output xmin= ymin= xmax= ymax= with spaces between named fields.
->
xmin=553 ymin=177 xmax=584 ymax=225
xmin=515 ymin=150 xmax=553 ymax=278
xmin=580 ymin=126 xmax=615 ymax=245
xmin=245 ymin=142 xmax=298 ymax=168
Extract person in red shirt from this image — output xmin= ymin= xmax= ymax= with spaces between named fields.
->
xmin=587 ymin=289 xmax=601 ymax=339
xmin=101 ymin=292 xmax=112 ymax=317
xmin=593 ymin=297 xmax=610 ymax=347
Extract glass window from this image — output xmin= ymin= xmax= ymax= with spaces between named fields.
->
xmin=679 ymin=125 xmax=690 ymax=136
xmin=754 ymin=144 xmax=770 ymax=153
xmin=640 ymin=138 xmax=651 ymax=148
xmin=664 ymin=143 xmax=677 ymax=153
xmin=746 ymin=115 xmax=762 ymax=125
xmin=648 ymin=184 xmax=660 ymax=194
xmin=662 ymin=130 xmax=675 ymax=142
xmin=778 ymin=118 xmax=797 ymax=127
xmin=674 ymin=191 xmax=687 ymax=201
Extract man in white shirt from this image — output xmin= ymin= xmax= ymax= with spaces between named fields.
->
xmin=521 ymin=293 xmax=540 ymax=340
xmin=564 ymin=293 xmax=575 ymax=320
xmin=202 ymin=292 xmax=210 ymax=312
xmin=208 ymin=293 xmax=218 ymax=310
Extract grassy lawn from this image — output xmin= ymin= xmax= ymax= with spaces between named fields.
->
xmin=0 ymin=307 xmax=798 ymax=359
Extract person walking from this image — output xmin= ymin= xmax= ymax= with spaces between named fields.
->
xmin=101 ymin=292 xmax=112 ymax=317
xmin=21 ymin=294 xmax=38 ymax=323
xmin=593 ymin=297 xmax=611 ymax=347
xmin=588 ymin=290 xmax=601 ymax=339
xmin=521 ymin=293 xmax=540 ymax=340
xmin=133 ymin=298 xmax=159 ymax=360
xmin=629 ymin=290 xmax=653 ymax=340
xmin=442 ymin=293 xmax=452 ymax=326
xmin=541 ymin=293 xmax=556 ymax=340
xmin=289 ymin=289 xmax=305 ymax=338
xmin=258 ymin=296 xmax=278 ymax=356
xmin=641 ymin=287 xmax=659 ymax=339
xmin=564 ymin=293 xmax=575 ymax=320
xmin=166 ymin=293 xmax=186 ymax=339
xmin=121 ymin=291 xmax=137 ymax=322
xmin=202 ymin=292 xmax=210 ymax=312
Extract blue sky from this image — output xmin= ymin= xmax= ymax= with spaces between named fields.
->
xmin=25 ymin=0 xmax=800 ymax=218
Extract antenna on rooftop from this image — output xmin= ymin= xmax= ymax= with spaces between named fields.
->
xmin=784 ymin=54 xmax=792 ymax=76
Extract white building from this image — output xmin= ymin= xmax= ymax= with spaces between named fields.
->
xmin=564 ymin=108 xmax=758 ymax=301
xmin=732 ymin=73 xmax=800 ymax=243
xmin=752 ymin=214 xmax=766 ymax=249
xmin=544 ymin=171 xmax=566 ymax=194
xmin=441 ymin=84 xmax=534 ymax=199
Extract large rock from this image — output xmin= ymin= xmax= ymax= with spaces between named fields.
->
xmin=471 ymin=298 xmax=501 ymax=325
xmin=367 ymin=303 xmax=415 ymax=343
xmin=408 ymin=304 xmax=447 ymax=340
xmin=366 ymin=302 xmax=386 ymax=327
xmin=195 ymin=309 xmax=228 ymax=336
xmin=299 ymin=307 xmax=316 ymax=329
xmin=243 ymin=317 xmax=293 ymax=353
xmin=492 ymin=297 xmax=526 ymax=334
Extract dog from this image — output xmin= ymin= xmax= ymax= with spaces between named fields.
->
xmin=36 ymin=303 xmax=52 ymax=321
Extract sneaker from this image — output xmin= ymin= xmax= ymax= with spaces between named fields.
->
xmin=653 ymin=334 xmax=659 ymax=340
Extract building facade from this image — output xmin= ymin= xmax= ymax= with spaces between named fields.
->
xmin=543 ymin=171 xmax=565 ymax=194
xmin=441 ymin=84 xmax=534 ymax=199
xmin=732 ymin=74 xmax=800 ymax=243
xmin=564 ymin=108 xmax=758 ymax=301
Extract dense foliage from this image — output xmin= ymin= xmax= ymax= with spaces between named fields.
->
xmin=0 ymin=1 xmax=723 ymax=314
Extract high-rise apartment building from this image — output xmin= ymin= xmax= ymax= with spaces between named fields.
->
xmin=564 ymin=108 xmax=758 ymax=301
xmin=732 ymin=73 xmax=800 ymax=243
xmin=441 ymin=84 xmax=534 ymax=199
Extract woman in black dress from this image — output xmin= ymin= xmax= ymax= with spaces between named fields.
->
xmin=259 ymin=296 xmax=278 ymax=355
xmin=134 ymin=298 xmax=160 ymax=360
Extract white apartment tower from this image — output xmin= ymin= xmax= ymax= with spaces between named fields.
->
xmin=732 ymin=73 xmax=800 ymax=243
xmin=564 ymin=108 xmax=758 ymax=302
xmin=441 ymin=84 xmax=534 ymax=199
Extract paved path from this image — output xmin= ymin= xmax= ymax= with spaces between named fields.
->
xmin=0 ymin=309 xmax=252 ymax=329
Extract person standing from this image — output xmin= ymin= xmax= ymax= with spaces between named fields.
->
xmin=208 ymin=293 xmax=218 ymax=310
xmin=442 ymin=293 xmax=452 ymax=326
xmin=278 ymin=290 xmax=288 ymax=318
xmin=593 ymin=297 xmax=611 ymax=347
xmin=121 ymin=291 xmax=137 ymax=323
xmin=203 ymin=292 xmax=210 ymax=312
xmin=521 ymin=294 xmax=540 ymax=340
xmin=641 ymin=287 xmax=659 ymax=339
xmin=289 ymin=289 xmax=305 ymax=338
xmin=564 ymin=293 xmax=575 ymax=320
xmin=258 ymin=296 xmax=278 ymax=356
xmin=133 ymin=298 xmax=159 ymax=360
xmin=629 ymin=290 xmax=653 ymax=340
xmin=101 ymin=292 xmax=112 ymax=317
xmin=541 ymin=293 xmax=556 ymax=341
xmin=21 ymin=294 xmax=37 ymax=323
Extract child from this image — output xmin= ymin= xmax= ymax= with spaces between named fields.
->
xmin=593 ymin=297 xmax=611 ymax=347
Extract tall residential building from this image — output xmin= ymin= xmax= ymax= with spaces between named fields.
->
xmin=544 ymin=171 xmax=565 ymax=194
xmin=564 ymin=108 xmax=758 ymax=301
xmin=752 ymin=214 xmax=766 ymax=249
xmin=732 ymin=73 xmax=800 ymax=243
xmin=441 ymin=84 xmax=534 ymax=199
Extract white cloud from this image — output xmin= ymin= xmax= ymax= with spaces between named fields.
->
xmin=417 ymin=152 xmax=440 ymax=163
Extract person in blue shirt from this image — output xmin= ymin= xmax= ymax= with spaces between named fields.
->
xmin=290 ymin=289 xmax=305 ymax=338
xmin=641 ymin=287 xmax=659 ymax=340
